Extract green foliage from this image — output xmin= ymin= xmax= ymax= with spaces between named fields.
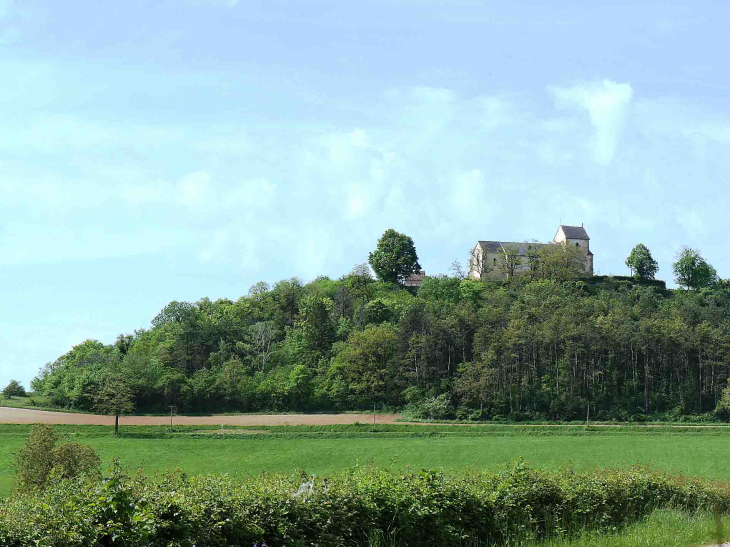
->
xmin=417 ymin=275 xmax=461 ymax=304
xmin=12 ymin=424 xmax=100 ymax=492
xmin=50 ymin=442 xmax=102 ymax=481
xmin=297 ymin=295 xmax=336 ymax=360
xmin=26 ymin=248 xmax=730 ymax=422
xmin=715 ymin=380 xmax=730 ymax=420
xmin=94 ymin=373 xmax=135 ymax=434
xmin=407 ymin=393 xmax=454 ymax=419
xmin=368 ymin=228 xmax=421 ymax=284
xmin=8 ymin=423 xmax=730 ymax=500
xmin=2 ymin=462 xmax=730 ymax=546
xmin=12 ymin=424 xmax=57 ymax=491
xmin=326 ymin=324 xmax=398 ymax=409
xmin=498 ymin=245 xmax=524 ymax=277
xmin=364 ymin=298 xmax=392 ymax=324
xmin=673 ymin=246 xmax=718 ymax=290
xmin=531 ymin=509 xmax=720 ymax=547
xmin=1 ymin=380 xmax=25 ymax=399
xmin=625 ymin=243 xmax=659 ymax=280
xmin=536 ymin=243 xmax=587 ymax=280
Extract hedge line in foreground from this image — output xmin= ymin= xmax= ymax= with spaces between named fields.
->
xmin=1 ymin=461 xmax=728 ymax=546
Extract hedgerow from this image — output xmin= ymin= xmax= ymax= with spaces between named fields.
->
xmin=1 ymin=460 xmax=728 ymax=546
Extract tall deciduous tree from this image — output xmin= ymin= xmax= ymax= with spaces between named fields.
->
xmin=673 ymin=247 xmax=717 ymax=290
xmin=536 ymin=243 xmax=586 ymax=280
xmin=625 ymin=244 xmax=659 ymax=280
xmin=497 ymin=246 xmax=523 ymax=278
xmin=94 ymin=373 xmax=135 ymax=435
xmin=326 ymin=324 xmax=398 ymax=408
xmin=250 ymin=321 xmax=276 ymax=372
xmin=368 ymin=229 xmax=421 ymax=285
xmin=345 ymin=263 xmax=374 ymax=302
xmin=297 ymin=295 xmax=336 ymax=360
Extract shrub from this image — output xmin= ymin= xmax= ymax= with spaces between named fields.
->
xmin=51 ymin=443 xmax=101 ymax=480
xmin=1 ymin=380 xmax=26 ymax=399
xmin=405 ymin=393 xmax=454 ymax=420
xmin=2 ymin=461 xmax=729 ymax=546
xmin=12 ymin=424 xmax=101 ymax=492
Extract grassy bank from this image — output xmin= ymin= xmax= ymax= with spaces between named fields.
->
xmin=532 ymin=509 xmax=722 ymax=547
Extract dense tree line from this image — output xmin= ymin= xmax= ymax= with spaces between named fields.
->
xmin=29 ymin=235 xmax=730 ymax=421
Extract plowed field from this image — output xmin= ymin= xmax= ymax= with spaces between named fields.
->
xmin=0 ymin=407 xmax=400 ymax=426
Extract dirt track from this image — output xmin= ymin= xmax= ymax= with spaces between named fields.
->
xmin=0 ymin=407 xmax=401 ymax=426
xmin=3 ymin=406 xmax=727 ymax=428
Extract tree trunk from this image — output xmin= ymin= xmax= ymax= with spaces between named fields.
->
xmin=115 ymin=413 xmax=119 ymax=435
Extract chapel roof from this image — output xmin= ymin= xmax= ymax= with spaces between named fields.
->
xmin=477 ymin=241 xmax=545 ymax=256
xmin=558 ymin=225 xmax=590 ymax=240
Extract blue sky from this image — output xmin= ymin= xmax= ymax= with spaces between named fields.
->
xmin=1 ymin=0 xmax=729 ymax=388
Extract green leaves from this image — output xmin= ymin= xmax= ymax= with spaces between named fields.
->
xmin=94 ymin=373 xmax=135 ymax=416
xmin=1 ymin=380 xmax=25 ymax=399
xmin=673 ymin=246 xmax=718 ymax=290
xmin=296 ymin=295 xmax=336 ymax=360
xmin=368 ymin=229 xmax=421 ymax=285
xmin=3 ymin=462 xmax=730 ymax=546
xmin=625 ymin=243 xmax=659 ymax=280
xmin=13 ymin=424 xmax=100 ymax=493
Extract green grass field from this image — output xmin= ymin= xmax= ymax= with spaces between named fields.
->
xmin=3 ymin=424 xmax=730 ymax=499
xmin=0 ymin=395 xmax=58 ymax=411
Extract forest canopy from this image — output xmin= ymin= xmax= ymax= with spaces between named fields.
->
xmin=29 ymin=239 xmax=730 ymax=422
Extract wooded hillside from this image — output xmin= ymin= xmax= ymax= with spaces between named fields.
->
xmin=30 ymin=267 xmax=730 ymax=421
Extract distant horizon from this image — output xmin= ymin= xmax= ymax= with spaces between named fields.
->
xmin=2 ymin=0 xmax=729 ymax=387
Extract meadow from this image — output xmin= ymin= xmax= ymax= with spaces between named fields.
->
xmin=3 ymin=423 xmax=730 ymax=498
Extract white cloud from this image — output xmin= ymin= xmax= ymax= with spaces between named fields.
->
xmin=550 ymin=79 xmax=634 ymax=165
xmin=198 ymin=230 xmax=228 ymax=264
xmin=178 ymin=171 xmax=214 ymax=209
xmin=120 ymin=183 xmax=167 ymax=206
xmin=475 ymin=96 xmax=513 ymax=132
xmin=2 ymin=80 xmax=728 ymax=288
xmin=193 ymin=135 xmax=255 ymax=156
xmin=227 ymin=177 xmax=277 ymax=212
xmin=345 ymin=185 xmax=369 ymax=219
xmin=452 ymin=169 xmax=488 ymax=215
xmin=676 ymin=209 xmax=708 ymax=239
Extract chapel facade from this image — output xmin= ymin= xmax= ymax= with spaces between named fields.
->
xmin=468 ymin=224 xmax=594 ymax=280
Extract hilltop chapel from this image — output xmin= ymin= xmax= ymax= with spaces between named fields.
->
xmin=467 ymin=224 xmax=594 ymax=280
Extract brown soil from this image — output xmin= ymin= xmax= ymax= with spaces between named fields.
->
xmin=0 ymin=407 xmax=401 ymax=426
xmin=3 ymin=406 xmax=726 ymax=428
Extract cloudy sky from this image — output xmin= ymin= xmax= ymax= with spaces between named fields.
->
xmin=1 ymin=0 xmax=729 ymax=388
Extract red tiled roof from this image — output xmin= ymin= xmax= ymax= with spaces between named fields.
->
xmin=404 ymin=270 xmax=426 ymax=287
